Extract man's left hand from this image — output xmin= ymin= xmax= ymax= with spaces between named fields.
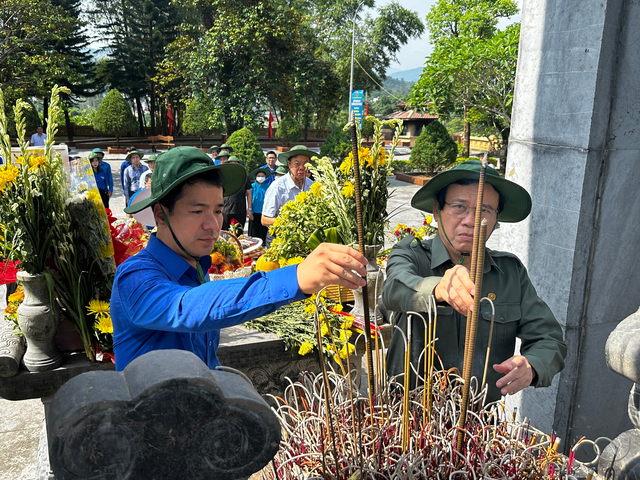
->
xmin=247 ymin=212 xmax=254 ymax=221
xmin=493 ymin=355 xmax=536 ymax=396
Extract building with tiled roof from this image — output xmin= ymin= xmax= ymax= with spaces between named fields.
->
xmin=383 ymin=103 xmax=438 ymax=146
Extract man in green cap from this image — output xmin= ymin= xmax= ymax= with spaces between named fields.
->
xmin=261 ymin=145 xmax=315 ymax=247
xmin=111 ymin=147 xmax=367 ymax=372
xmin=383 ymin=160 xmax=566 ymax=402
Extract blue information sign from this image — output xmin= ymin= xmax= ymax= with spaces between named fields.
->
xmin=350 ymin=90 xmax=364 ymax=127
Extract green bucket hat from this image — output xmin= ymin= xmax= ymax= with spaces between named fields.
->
xmin=143 ymin=154 xmax=158 ymax=165
xmin=88 ymin=152 xmax=100 ymax=160
xmin=126 ymin=150 xmax=143 ymax=162
xmin=227 ymin=155 xmax=242 ymax=164
xmin=217 ymin=149 xmax=230 ymax=158
xmin=274 ymin=165 xmax=288 ymax=175
xmin=124 ymin=146 xmax=247 ymax=215
xmin=216 ymin=143 xmax=234 ymax=154
xmin=207 ymin=145 xmax=218 ymax=154
xmin=277 ymin=145 xmax=316 ymax=164
xmin=250 ymin=167 xmax=272 ymax=180
xmin=411 ymin=160 xmax=532 ymax=223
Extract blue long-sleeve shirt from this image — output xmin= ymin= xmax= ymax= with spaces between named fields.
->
xmin=92 ymin=165 xmax=110 ymax=192
xmin=110 ymin=234 xmax=307 ymax=371
xmin=101 ymin=161 xmax=114 ymax=192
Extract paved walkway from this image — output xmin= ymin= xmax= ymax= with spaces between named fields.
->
xmin=0 ymin=147 xmax=498 ymax=479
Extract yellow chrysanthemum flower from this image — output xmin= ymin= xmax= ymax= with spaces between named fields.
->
xmin=4 ymin=303 xmax=17 ymax=315
xmin=95 ymin=315 xmax=113 ymax=334
xmin=14 ymin=156 xmax=25 ymax=165
xmin=365 ymin=155 xmax=374 ymax=169
xmin=340 ymin=317 xmax=354 ymax=330
xmin=296 ymin=191 xmax=308 ymax=203
xmin=342 ymin=181 xmax=355 ymax=198
xmin=272 ymin=217 xmax=283 ymax=227
xmin=426 ymin=215 xmax=433 ymax=224
xmin=338 ymin=342 xmax=355 ymax=359
xmin=298 ymin=342 xmax=314 ymax=356
xmin=339 ymin=157 xmax=353 ymax=175
xmin=28 ymin=155 xmax=47 ymax=170
xmin=333 ymin=304 xmax=344 ymax=313
xmin=7 ymin=288 xmax=25 ymax=304
xmin=0 ymin=164 xmax=20 ymax=191
xmin=304 ymin=303 xmax=316 ymax=315
xmin=326 ymin=344 xmax=337 ymax=354
xmin=339 ymin=329 xmax=352 ymax=342
xmin=310 ymin=182 xmax=322 ymax=196
xmin=285 ymin=256 xmax=304 ymax=266
xmin=320 ymin=322 xmax=329 ymax=336
xmin=87 ymin=188 xmax=103 ymax=206
xmin=87 ymin=299 xmax=110 ymax=319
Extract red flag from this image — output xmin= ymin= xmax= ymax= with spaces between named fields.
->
xmin=366 ymin=103 xmax=369 ymax=115
xmin=167 ymin=101 xmax=174 ymax=136
xmin=268 ymin=110 xmax=274 ymax=139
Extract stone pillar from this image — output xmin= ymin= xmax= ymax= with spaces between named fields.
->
xmin=47 ymin=349 xmax=282 ymax=480
xmin=502 ymin=0 xmax=639 ymax=452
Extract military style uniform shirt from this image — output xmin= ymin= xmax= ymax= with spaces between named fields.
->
xmin=383 ymin=234 xmax=566 ymax=402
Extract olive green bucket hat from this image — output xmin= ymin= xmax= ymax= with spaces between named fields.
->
xmin=277 ymin=145 xmax=316 ymax=164
xmin=124 ymin=146 xmax=247 ymax=215
xmin=126 ymin=150 xmax=143 ymax=162
xmin=206 ymin=145 xmax=218 ymax=154
xmin=216 ymin=143 xmax=234 ymax=154
xmin=411 ymin=159 xmax=532 ymax=223
xmin=250 ymin=167 xmax=272 ymax=180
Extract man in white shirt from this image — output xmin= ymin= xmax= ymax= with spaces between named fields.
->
xmin=261 ymin=145 xmax=315 ymax=247
xmin=30 ymin=126 xmax=47 ymax=146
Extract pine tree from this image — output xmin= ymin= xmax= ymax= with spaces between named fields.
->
xmin=94 ymin=90 xmax=138 ymax=147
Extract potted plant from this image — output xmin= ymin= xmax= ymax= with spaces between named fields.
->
xmin=0 ymin=86 xmax=71 ymax=371
xmin=93 ymin=89 xmax=137 ymax=154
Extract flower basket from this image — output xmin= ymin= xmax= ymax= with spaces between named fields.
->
xmin=324 ymin=284 xmax=354 ymax=304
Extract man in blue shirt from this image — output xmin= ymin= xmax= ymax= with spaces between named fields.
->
xmin=112 ymin=147 xmax=367 ymax=371
xmin=261 ymin=150 xmax=278 ymax=186
xmin=261 ymin=145 xmax=315 ymax=247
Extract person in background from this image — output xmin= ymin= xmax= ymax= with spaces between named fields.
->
xmin=123 ymin=151 xmax=148 ymax=205
xmin=92 ymin=148 xmax=113 ymax=203
xmin=216 ymin=149 xmax=230 ymax=164
xmin=90 ymin=152 xmax=111 ymax=207
xmin=261 ymin=150 xmax=278 ymax=186
xmin=139 ymin=154 xmax=157 ymax=189
xmin=274 ymin=165 xmax=287 ymax=178
xmin=262 ymin=145 xmax=314 ymax=248
xmin=120 ymin=153 xmax=132 ymax=192
xmin=248 ymin=167 xmax=271 ymax=243
xmin=221 ymin=156 xmax=252 ymax=232
xmin=207 ymin=145 xmax=219 ymax=164
xmin=30 ymin=126 xmax=47 ymax=146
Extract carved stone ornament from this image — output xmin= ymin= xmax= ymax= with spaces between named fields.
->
xmin=47 ymin=349 xmax=282 ymax=480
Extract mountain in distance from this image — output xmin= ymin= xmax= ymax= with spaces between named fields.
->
xmin=388 ymin=67 xmax=423 ymax=83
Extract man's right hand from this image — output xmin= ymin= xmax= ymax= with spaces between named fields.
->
xmin=434 ymin=265 xmax=475 ymax=316
xmin=296 ymin=243 xmax=368 ymax=295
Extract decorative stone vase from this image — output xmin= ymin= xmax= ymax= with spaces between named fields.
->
xmin=351 ymin=244 xmax=385 ymax=321
xmin=16 ymin=271 xmax=63 ymax=372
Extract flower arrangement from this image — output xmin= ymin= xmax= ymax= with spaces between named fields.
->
xmin=227 ymin=218 xmax=243 ymax=237
xmin=3 ymin=285 xmax=24 ymax=333
xmin=335 ymin=116 xmax=403 ymax=246
xmin=0 ymin=86 xmax=71 ymax=275
xmin=209 ymin=236 xmax=243 ymax=275
xmin=87 ymin=299 xmax=113 ymax=359
xmin=265 ymin=186 xmax=338 ymax=262
xmin=244 ymin=289 xmax=358 ymax=363
xmin=392 ymin=214 xmax=438 ymax=242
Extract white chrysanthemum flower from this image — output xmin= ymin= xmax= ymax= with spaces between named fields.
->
xmin=77 ymin=181 xmax=89 ymax=192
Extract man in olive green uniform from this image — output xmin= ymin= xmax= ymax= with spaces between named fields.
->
xmin=383 ymin=160 xmax=566 ymax=402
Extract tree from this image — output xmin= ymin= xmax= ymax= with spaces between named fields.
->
xmin=412 ymin=0 xmax=518 ymax=159
xmin=411 ymin=24 xmax=519 ymax=168
xmin=93 ymin=90 xmax=138 ymax=147
xmin=320 ymin=125 xmax=351 ymax=161
xmin=410 ymin=120 xmax=457 ymax=174
xmin=226 ymin=127 xmax=264 ymax=174
xmin=182 ymin=96 xmax=216 ymax=147
xmin=276 ymin=113 xmax=302 ymax=147
xmin=0 ymin=0 xmax=76 ymax=100
xmin=90 ymin=0 xmax=182 ymax=135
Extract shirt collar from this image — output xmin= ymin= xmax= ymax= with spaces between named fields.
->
xmin=429 ymin=234 xmax=501 ymax=274
xmin=145 ymin=234 xmax=212 ymax=282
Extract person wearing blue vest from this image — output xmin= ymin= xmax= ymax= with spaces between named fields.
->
xmin=111 ymin=146 xmax=367 ymax=371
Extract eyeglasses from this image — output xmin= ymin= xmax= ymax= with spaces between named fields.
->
xmin=444 ymin=202 xmax=498 ymax=220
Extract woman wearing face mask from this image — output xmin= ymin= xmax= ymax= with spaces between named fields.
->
xmin=249 ymin=167 xmax=271 ymax=243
